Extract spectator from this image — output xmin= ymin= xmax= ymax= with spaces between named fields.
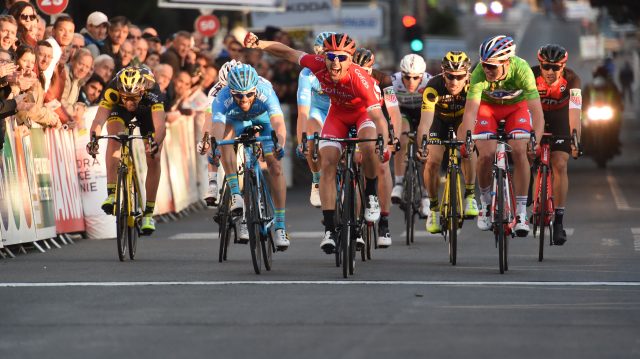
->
xmin=117 ymin=39 xmax=133 ymax=70
xmin=243 ymin=48 xmax=262 ymax=67
xmin=159 ymin=30 xmax=193 ymax=76
xmin=78 ymin=74 xmax=104 ymax=106
xmin=134 ymin=37 xmax=148 ymax=64
xmin=0 ymin=14 xmax=17 ymax=51
xmin=153 ymin=63 xmax=173 ymax=109
xmin=13 ymin=44 xmax=60 ymax=128
xmin=9 ymin=1 xmax=38 ymax=47
xmin=142 ymin=32 xmax=161 ymax=54
xmin=167 ymin=69 xmax=192 ymax=118
xmin=35 ymin=39 xmax=52 ymax=74
xmin=142 ymin=26 xmax=157 ymax=37
xmin=0 ymin=48 xmax=15 ymax=98
xmin=89 ymin=16 xmax=129 ymax=62
xmin=2 ymin=0 xmax=27 ymax=15
xmin=81 ymin=11 xmax=108 ymax=58
xmin=61 ymin=47 xmax=92 ymax=127
xmin=43 ymin=15 xmax=75 ymax=91
xmin=619 ymin=61 xmax=634 ymax=104
xmin=93 ymin=54 xmax=114 ymax=83
xmin=127 ymin=24 xmax=142 ymax=47
xmin=69 ymin=33 xmax=84 ymax=59
xmin=144 ymin=50 xmax=159 ymax=69
xmin=35 ymin=14 xmax=44 ymax=41
xmin=255 ymin=59 xmax=273 ymax=81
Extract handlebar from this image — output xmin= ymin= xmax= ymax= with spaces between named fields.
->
xmin=89 ymin=130 xmax=154 ymax=159
xmin=309 ymin=132 xmax=385 ymax=162
xmin=471 ymin=132 xmax=532 ymax=141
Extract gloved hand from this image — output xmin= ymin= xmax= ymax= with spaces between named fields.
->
xmin=208 ymin=147 xmax=221 ymax=166
xmin=295 ymin=143 xmax=306 ymax=159
xmin=86 ymin=140 xmax=99 ymax=157
xmin=460 ymin=143 xmax=468 ymax=158
xmin=274 ymin=143 xmax=285 ymax=160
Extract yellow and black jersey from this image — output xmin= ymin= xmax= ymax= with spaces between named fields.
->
xmin=99 ymin=80 xmax=165 ymax=113
xmin=421 ymin=73 xmax=468 ymax=122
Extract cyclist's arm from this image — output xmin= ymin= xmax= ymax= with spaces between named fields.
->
xmin=151 ymin=110 xmax=166 ymax=144
xmin=418 ymin=110 xmax=435 ymax=144
xmin=382 ymin=86 xmax=401 ymax=143
xmin=527 ymin=98 xmax=544 ymax=143
xmin=296 ymin=72 xmax=312 ymax=144
xmin=269 ymin=114 xmax=287 ymax=148
xmin=89 ymin=106 xmax=111 ymax=137
xmin=368 ymin=107 xmax=388 ymax=146
xmin=254 ymin=39 xmax=306 ymax=65
xmin=420 ymin=85 xmax=438 ymax=141
xmin=567 ymin=71 xmax=583 ymax=140
xmin=458 ymin=98 xmax=480 ymax=140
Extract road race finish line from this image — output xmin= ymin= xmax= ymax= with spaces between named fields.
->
xmin=1 ymin=281 xmax=640 ymax=287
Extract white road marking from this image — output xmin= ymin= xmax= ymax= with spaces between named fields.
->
xmin=601 ymin=238 xmax=621 ymax=247
xmin=1 ymin=281 xmax=640 ymax=288
xmin=632 ymin=228 xmax=640 ymax=252
xmin=606 ymin=171 xmax=639 ymax=211
xmin=168 ymin=233 xmax=216 ymax=240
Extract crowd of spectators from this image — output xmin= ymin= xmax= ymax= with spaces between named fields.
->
xmin=0 ymin=0 xmax=310 ymax=151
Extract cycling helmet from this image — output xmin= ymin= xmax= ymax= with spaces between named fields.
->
xmin=323 ymin=33 xmax=356 ymax=55
xmin=227 ymin=64 xmax=259 ymax=92
xmin=537 ymin=44 xmax=568 ymax=64
xmin=218 ymin=59 xmax=242 ymax=86
xmin=479 ymin=35 xmax=516 ymax=62
xmin=441 ymin=51 xmax=471 ymax=72
xmin=313 ymin=31 xmax=335 ymax=55
xmin=400 ymin=54 xmax=427 ymax=74
xmin=116 ymin=66 xmax=148 ymax=96
xmin=352 ymin=48 xmax=375 ymax=68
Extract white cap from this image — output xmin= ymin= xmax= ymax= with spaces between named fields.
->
xmin=87 ymin=11 xmax=109 ymax=27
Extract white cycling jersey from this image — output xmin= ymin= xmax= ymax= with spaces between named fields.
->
xmin=389 ymin=71 xmax=433 ymax=110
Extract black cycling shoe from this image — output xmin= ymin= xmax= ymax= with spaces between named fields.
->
xmin=552 ymin=223 xmax=567 ymax=246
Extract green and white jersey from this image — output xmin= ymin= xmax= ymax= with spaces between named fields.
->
xmin=468 ymin=56 xmax=540 ymax=105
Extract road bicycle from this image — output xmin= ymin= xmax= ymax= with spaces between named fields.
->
xmin=531 ymin=129 xmax=580 ymax=261
xmin=89 ymin=120 xmax=156 ymax=261
xmin=303 ymin=131 xmax=384 ymax=278
xmin=211 ymin=125 xmax=279 ymax=274
xmin=425 ymin=128 xmax=471 ymax=265
xmin=472 ymin=121 xmax=532 ymax=274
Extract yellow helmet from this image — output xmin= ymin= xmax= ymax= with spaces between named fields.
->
xmin=441 ymin=51 xmax=471 ymax=72
xmin=116 ymin=66 xmax=152 ymax=96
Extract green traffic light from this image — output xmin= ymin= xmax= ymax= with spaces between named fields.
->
xmin=410 ymin=39 xmax=423 ymax=52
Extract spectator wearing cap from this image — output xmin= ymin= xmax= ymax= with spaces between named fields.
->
xmin=93 ymin=54 xmax=114 ymax=84
xmin=0 ymin=15 xmax=17 ymax=51
xmin=78 ymin=74 xmax=104 ymax=106
xmin=9 ymin=1 xmax=38 ymax=48
xmin=159 ymin=30 xmax=193 ymax=76
xmin=82 ymin=11 xmax=108 ymax=58
xmin=87 ymin=16 xmax=129 ymax=62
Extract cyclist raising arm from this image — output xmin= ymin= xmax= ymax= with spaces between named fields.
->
xmin=458 ymin=35 xmax=544 ymax=236
xmin=532 ymin=44 xmax=581 ymax=245
xmin=89 ymin=66 xmax=166 ymax=235
xmin=245 ymin=32 xmax=386 ymax=254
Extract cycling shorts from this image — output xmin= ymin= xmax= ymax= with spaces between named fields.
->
xmin=320 ymin=107 xmax=375 ymax=151
xmin=474 ymin=100 xmax=532 ymax=135
xmin=543 ymin=110 xmax=571 ymax=154
xmin=401 ymin=106 xmax=421 ymax=132
xmin=428 ymin=116 xmax=463 ymax=141
xmin=106 ymin=106 xmax=155 ymax=136
xmin=309 ymin=105 xmax=328 ymax=125
xmin=229 ymin=112 xmax=275 ymax=155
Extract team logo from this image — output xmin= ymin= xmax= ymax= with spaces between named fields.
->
xmin=560 ymin=84 xmax=566 ymax=92
xmin=480 ymin=120 xmax=488 ymax=125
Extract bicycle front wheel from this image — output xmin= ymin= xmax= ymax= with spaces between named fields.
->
xmin=115 ymin=166 xmax=128 ymax=261
xmin=404 ymin=161 xmax=415 ymax=245
xmin=244 ymin=172 xmax=262 ymax=274
xmin=260 ymin=183 xmax=273 ymax=271
xmin=341 ymin=170 xmax=355 ymax=278
xmin=217 ymin=185 xmax=232 ymax=262
xmin=448 ymin=169 xmax=459 ymax=266
xmin=496 ymin=168 xmax=506 ymax=274
xmin=127 ymin=171 xmax=141 ymax=260
xmin=538 ymin=165 xmax=548 ymax=262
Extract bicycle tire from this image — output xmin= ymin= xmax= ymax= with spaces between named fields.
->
xmin=496 ymin=168 xmax=506 ymax=274
xmin=244 ymin=172 xmax=261 ymax=274
xmin=334 ymin=172 xmax=343 ymax=268
xmin=218 ymin=186 xmax=232 ymax=263
xmin=360 ymin=222 xmax=367 ymax=262
xmin=538 ymin=165 xmax=548 ymax=262
xmin=260 ymin=183 xmax=273 ymax=271
xmin=404 ymin=160 xmax=415 ymax=246
xmin=115 ymin=166 xmax=128 ymax=261
xmin=449 ymin=168 xmax=459 ymax=266
xmin=127 ymin=172 xmax=140 ymax=260
xmin=341 ymin=169 xmax=353 ymax=278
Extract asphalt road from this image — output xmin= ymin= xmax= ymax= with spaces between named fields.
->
xmin=2 ymin=12 xmax=640 ymax=359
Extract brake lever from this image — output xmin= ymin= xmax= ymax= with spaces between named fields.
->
xmin=312 ymin=132 xmax=319 ymax=162
xmin=301 ymin=131 xmax=308 ymax=154
xmin=199 ymin=131 xmax=210 ymax=155
xmin=376 ymin=134 xmax=384 ymax=161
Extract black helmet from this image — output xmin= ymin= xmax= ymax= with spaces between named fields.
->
xmin=352 ymin=48 xmax=375 ymax=68
xmin=537 ymin=44 xmax=568 ymax=64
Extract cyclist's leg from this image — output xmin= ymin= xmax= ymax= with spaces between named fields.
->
xmin=102 ymin=111 xmax=126 ymax=214
xmin=357 ymin=115 xmax=381 ymax=222
xmin=393 ymin=115 xmax=411 ymax=189
xmin=455 ymin=116 xmax=479 ymax=217
xmin=377 ymin=160 xmax=392 ymax=246
xmin=319 ymin=112 xmax=347 ymax=238
xmin=306 ymin=110 xmax=324 ymax=207
xmin=221 ymin=121 xmax=243 ymax=215
xmin=474 ymin=102 xmax=499 ymax=229
xmin=549 ymin=112 xmax=571 ymax=243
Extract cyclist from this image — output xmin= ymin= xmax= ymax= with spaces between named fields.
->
xmin=458 ymin=35 xmax=544 ymax=237
xmin=244 ymin=32 xmax=387 ymax=254
xmin=417 ymin=51 xmax=479 ymax=234
xmin=389 ymin=54 xmax=432 ymax=216
xmin=211 ymin=64 xmax=290 ymax=250
xmin=532 ymin=44 xmax=581 ymax=245
xmin=296 ymin=32 xmax=334 ymax=208
xmin=353 ymin=47 xmax=402 ymax=247
xmin=88 ymin=65 xmax=166 ymax=235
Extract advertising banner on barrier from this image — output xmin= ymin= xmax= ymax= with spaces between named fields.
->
xmin=165 ymin=116 xmax=197 ymax=212
xmin=28 ymin=126 xmax=57 ymax=240
xmin=154 ymin=146 xmax=174 ymax=215
xmin=47 ymin=128 xmax=85 ymax=234
xmin=0 ymin=118 xmax=37 ymax=245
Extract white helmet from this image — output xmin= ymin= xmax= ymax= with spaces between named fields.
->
xmin=400 ymin=54 xmax=427 ymax=75
xmin=217 ymin=59 xmax=242 ymax=86
xmin=479 ymin=35 xmax=516 ymax=63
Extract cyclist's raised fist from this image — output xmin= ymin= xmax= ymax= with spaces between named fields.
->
xmin=244 ymin=32 xmax=260 ymax=48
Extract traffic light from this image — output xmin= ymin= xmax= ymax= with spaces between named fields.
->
xmin=402 ymin=15 xmax=424 ymax=53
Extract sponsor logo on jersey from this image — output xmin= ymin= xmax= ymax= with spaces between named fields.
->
xmin=569 ymin=88 xmax=582 ymax=106
xmin=354 ymin=68 xmax=370 ymax=89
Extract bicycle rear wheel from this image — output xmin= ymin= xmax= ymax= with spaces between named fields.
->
xmin=127 ymin=172 xmax=141 ymax=260
xmin=115 ymin=167 xmax=128 ymax=261
xmin=260 ymin=184 xmax=273 ymax=271
xmin=448 ymin=169 xmax=459 ymax=266
xmin=496 ymin=168 xmax=506 ymax=274
xmin=217 ymin=185 xmax=232 ymax=262
xmin=538 ymin=166 xmax=548 ymax=262
xmin=244 ymin=172 xmax=261 ymax=274
xmin=404 ymin=161 xmax=415 ymax=245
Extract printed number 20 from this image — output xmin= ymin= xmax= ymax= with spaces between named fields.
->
xmin=41 ymin=0 xmax=64 ymax=6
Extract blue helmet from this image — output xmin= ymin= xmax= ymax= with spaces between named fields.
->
xmin=227 ymin=64 xmax=259 ymax=92
xmin=479 ymin=35 xmax=516 ymax=62
xmin=313 ymin=31 xmax=336 ymax=54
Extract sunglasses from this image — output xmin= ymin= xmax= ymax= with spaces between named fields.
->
xmin=231 ymin=91 xmax=256 ymax=100
xmin=326 ymin=53 xmax=349 ymax=62
xmin=481 ymin=62 xmax=503 ymax=70
xmin=20 ymin=14 xmax=37 ymax=21
xmin=121 ymin=94 xmax=142 ymax=103
xmin=541 ymin=63 xmax=562 ymax=71
xmin=403 ymin=74 xmax=421 ymax=81
xmin=444 ymin=72 xmax=467 ymax=81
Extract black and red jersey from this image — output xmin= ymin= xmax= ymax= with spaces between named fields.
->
xmin=532 ymin=66 xmax=581 ymax=112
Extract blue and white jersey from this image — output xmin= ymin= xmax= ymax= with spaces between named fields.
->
xmin=206 ymin=76 xmax=272 ymax=114
xmin=212 ymin=79 xmax=283 ymax=124
xmin=297 ymin=67 xmax=330 ymax=121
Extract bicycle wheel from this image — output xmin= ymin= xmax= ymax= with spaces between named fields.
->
xmin=341 ymin=170 xmax=354 ymax=278
xmin=127 ymin=171 xmax=140 ymax=260
xmin=404 ymin=161 xmax=415 ymax=245
xmin=538 ymin=165 xmax=548 ymax=262
xmin=360 ymin=222 xmax=367 ymax=262
xmin=496 ymin=168 xmax=506 ymax=274
xmin=448 ymin=168 xmax=459 ymax=266
xmin=217 ymin=186 xmax=232 ymax=262
xmin=244 ymin=172 xmax=261 ymax=274
xmin=260 ymin=184 xmax=273 ymax=271
xmin=334 ymin=173 xmax=344 ymax=268
xmin=115 ymin=166 xmax=128 ymax=261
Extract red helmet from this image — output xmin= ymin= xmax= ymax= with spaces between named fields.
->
xmin=323 ymin=33 xmax=356 ymax=55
